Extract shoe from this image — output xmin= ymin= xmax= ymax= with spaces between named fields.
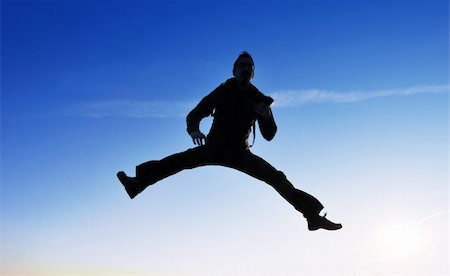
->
xmin=307 ymin=213 xmax=342 ymax=231
xmin=117 ymin=171 xmax=146 ymax=199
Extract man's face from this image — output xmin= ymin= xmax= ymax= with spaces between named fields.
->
xmin=234 ymin=57 xmax=254 ymax=84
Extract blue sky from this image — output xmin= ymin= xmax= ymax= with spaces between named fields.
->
xmin=1 ymin=0 xmax=448 ymax=275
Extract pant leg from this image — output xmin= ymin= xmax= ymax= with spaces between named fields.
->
xmin=226 ymin=150 xmax=324 ymax=218
xmin=136 ymin=145 xmax=223 ymax=186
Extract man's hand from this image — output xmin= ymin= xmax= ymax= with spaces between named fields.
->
xmin=189 ymin=130 xmax=206 ymax=146
xmin=253 ymin=103 xmax=271 ymax=119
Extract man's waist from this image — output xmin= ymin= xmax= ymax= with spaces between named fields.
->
xmin=207 ymin=132 xmax=250 ymax=147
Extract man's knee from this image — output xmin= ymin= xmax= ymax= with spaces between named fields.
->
xmin=267 ymin=170 xmax=293 ymax=189
xmin=274 ymin=170 xmax=287 ymax=181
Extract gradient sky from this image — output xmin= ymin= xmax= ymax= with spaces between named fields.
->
xmin=1 ymin=0 xmax=448 ymax=275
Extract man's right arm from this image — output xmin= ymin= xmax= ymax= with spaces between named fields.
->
xmin=186 ymin=84 xmax=223 ymax=143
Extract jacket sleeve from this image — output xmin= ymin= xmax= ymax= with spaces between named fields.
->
xmin=256 ymin=94 xmax=277 ymax=141
xmin=257 ymin=106 xmax=277 ymax=141
xmin=186 ymin=83 xmax=223 ymax=134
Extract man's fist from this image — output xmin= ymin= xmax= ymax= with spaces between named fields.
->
xmin=189 ymin=130 xmax=206 ymax=146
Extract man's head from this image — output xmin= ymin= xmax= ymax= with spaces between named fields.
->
xmin=233 ymin=51 xmax=255 ymax=85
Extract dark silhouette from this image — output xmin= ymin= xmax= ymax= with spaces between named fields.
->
xmin=117 ymin=52 xmax=342 ymax=231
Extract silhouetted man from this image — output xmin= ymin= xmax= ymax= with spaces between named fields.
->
xmin=117 ymin=52 xmax=342 ymax=231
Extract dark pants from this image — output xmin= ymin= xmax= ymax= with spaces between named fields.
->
xmin=136 ymin=144 xmax=323 ymax=218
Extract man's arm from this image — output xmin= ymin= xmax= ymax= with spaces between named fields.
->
xmin=256 ymin=104 xmax=277 ymax=141
xmin=252 ymin=93 xmax=277 ymax=141
xmin=186 ymin=84 xmax=223 ymax=145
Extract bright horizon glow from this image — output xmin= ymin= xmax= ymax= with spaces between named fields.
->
xmin=373 ymin=210 xmax=449 ymax=262
xmin=380 ymin=223 xmax=424 ymax=257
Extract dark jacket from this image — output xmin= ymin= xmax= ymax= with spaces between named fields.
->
xmin=187 ymin=78 xmax=277 ymax=150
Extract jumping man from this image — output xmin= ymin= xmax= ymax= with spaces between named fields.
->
xmin=117 ymin=51 xmax=342 ymax=231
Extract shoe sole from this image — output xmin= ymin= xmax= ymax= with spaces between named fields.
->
xmin=308 ymin=224 xmax=342 ymax=231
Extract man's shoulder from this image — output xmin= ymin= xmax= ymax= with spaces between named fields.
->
xmin=249 ymin=83 xmax=263 ymax=95
xmin=222 ymin=77 xmax=236 ymax=88
xmin=249 ymin=84 xmax=274 ymax=106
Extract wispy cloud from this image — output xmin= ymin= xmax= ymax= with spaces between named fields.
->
xmin=270 ymin=84 xmax=448 ymax=108
xmin=68 ymin=100 xmax=197 ymax=118
xmin=69 ymin=84 xmax=448 ymax=118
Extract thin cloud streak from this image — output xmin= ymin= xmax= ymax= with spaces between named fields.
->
xmin=68 ymin=100 xmax=197 ymax=118
xmin=70 ymin=84 xmax=448 ymax=118
xmin=270 ymin=84 xmax=448 ymax=108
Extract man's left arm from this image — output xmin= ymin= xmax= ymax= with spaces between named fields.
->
xmin=254 ymin=96 xmax=277 ymax=141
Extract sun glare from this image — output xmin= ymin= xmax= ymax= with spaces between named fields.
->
xmin=381 ymin=223 xmax=424 ymax=257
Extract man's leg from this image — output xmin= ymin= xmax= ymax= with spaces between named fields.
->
xmin=118 ymin=145 xmax=222 ymax=199
xmin=226 ymin=150 xmax=342 ymax=230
